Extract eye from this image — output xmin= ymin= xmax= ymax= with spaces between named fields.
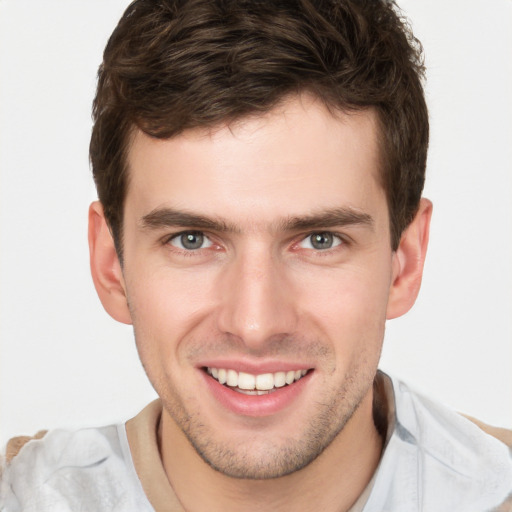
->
xmin=169 ymin=231 xmax=212 ymax=250
xmin=299 ymin=232 xmax=343 ymax=250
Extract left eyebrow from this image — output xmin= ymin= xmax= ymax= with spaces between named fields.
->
xmin=277 ymin=207 xmax=374 ymax=232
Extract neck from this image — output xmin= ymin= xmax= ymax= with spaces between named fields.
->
xmin=160 ymin=390 xmax=383 ymax=512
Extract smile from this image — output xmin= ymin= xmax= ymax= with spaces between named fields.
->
xmin=206 ymin=367 xmax=309 ymax=395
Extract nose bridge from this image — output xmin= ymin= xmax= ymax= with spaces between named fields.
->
xmin=217 ymin=242 xmax=297 ymax=347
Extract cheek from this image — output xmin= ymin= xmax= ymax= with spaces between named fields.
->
xmin=295 ymin=263 xmax=391 ymax=350
xmin=124 ymin=269 xmax=211 ymax=401
xmin=123 ymin=264 xmax=218 ymax=355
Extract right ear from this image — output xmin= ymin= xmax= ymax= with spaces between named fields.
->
xmin=88 ymin=201 xmax=132 ymax=324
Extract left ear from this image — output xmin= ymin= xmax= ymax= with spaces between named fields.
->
xmin=387 ymin=198 xmax=433 ymax=320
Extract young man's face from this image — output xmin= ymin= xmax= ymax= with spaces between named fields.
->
xmin=118 ymin=96 xmax=398 ymax=478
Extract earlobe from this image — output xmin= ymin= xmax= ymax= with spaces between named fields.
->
xmin=386 ymin=198 xmax=433 ymax=320
xmin=88 ymin=201 xmax=132 ymax=325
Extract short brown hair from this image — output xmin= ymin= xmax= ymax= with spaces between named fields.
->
xmin=90 ymin=0 xmax=428 ymax=257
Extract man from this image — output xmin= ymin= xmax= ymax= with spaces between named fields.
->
xmin=1 ymin=0 xmax=511 ymax=511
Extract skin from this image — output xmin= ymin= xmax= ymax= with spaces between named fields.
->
xmin=89 ymin=94 xmax=432 ymax=511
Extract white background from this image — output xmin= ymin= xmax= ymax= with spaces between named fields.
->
xmin=1 ymin=0 xmax=511 ymax=445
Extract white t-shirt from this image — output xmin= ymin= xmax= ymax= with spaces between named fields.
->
xmin=1 ymin=373 xmax=511 ymax=511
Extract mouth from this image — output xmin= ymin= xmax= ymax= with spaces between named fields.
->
xmin=204 ymin=367 xmax=310 ymax=395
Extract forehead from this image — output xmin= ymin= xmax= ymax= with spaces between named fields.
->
xmin=124 ymin=96 xmax=385 ymax=227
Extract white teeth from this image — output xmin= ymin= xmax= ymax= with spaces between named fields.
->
xmin=206 ymin=367 xmax=309 ymax=391
xmin=237 ymin=388 xmax=259 ymax=395
xmin=274 ymin=371 xmax=286 ymax=388
xmin=226 ymin=369 xmax=238 ymax=387
xmin=238 ymin=372 xmax=256 ymax=390
xmin=256 ymin=373 xmax=274 ymax=390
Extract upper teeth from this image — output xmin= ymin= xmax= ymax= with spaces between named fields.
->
xmin=207 ymin=368 xmax=308 ymax=391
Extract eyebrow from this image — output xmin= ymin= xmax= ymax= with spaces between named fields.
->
xmin=140 ymin=206 xmax=374 ymax=233
xmin=279 ymin=208 xmax=374 ymax=231
xmin=141 ymin=209 xmax=237 ymax=232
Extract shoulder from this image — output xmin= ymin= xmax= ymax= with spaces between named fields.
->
xmin=3 ymin=430 xmax=48 ymax=465
xmin=381 ymin=376 xmax=512 ymax=511
xmin=1 ymin=424 xmax=151 ymax=512
xmin=392 ymin=377 xmax=512 ymax=455
xmin=462 ymin=414 xmax=512 ymax=449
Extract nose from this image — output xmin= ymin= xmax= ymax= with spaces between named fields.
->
xmin=216 ymin=245 xmax=298 ymax=350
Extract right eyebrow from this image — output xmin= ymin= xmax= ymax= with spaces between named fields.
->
xmin=140 ymin=207 xmax=239 ymax=233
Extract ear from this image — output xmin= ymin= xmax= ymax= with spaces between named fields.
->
xmin=88 ymin=201 xmax=132 ymax=324
xmin=386 ymin=198 xmax=433 ymax=320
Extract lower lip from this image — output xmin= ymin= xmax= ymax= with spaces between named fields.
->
xmin=200 ymin=369 xmax=312 ymax=417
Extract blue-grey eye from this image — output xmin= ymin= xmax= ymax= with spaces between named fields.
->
xmin=170 ymin=231 xmax=212 ymax=250
xmin=299 ymin=232 xmax=342 ymax=250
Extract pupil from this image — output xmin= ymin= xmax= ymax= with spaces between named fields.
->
xmin=311 ymin=232 xmax=332 ymax=250
xmin=181 ymin=232 xmax=203 ymax=249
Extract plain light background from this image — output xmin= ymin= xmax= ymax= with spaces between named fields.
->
xmin=1 ymin=0 xmax=511 ymax=446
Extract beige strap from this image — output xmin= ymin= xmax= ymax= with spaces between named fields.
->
xmin=126 ymin=400 xmax=185 ymax=512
